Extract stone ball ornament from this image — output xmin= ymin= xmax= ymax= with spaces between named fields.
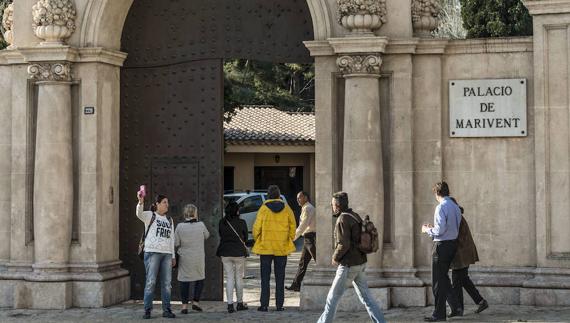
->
xmin=2 ymin=2 xmax=13 ymax=47
xmin=32 ymin=0 xmax=77 ymax=45
xmin=337 ymin=0 xmax=387 ymax=34
xmin=411 ymin=0 xmax=442 ymax=37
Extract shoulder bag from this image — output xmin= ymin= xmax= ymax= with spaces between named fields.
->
xmin=137 ymin=212 xmax=156 ymax=259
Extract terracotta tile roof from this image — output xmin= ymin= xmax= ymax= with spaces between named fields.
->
xmin=224 ymin=106 xmax=315 ymax=145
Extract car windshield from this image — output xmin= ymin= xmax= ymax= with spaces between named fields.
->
xmin=223 ymin=195 xmax=241 ymax=206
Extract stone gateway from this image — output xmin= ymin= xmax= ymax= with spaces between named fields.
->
xmin=0 ymin=0 xmax=569 ymax=312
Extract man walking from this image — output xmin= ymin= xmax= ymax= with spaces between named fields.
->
xmin=316 ymin=192 xmax=385 ymax=323
xmin=447 ymin=197 xmax=489 ymax=317
xmin=286 ymin=191 xmax=316 ymax=292
xmin=421 ymin=182 xmax=462 ymax=322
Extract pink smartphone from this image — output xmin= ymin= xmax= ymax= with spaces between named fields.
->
xmin=138 ymin=185 xmax=146 ymax=198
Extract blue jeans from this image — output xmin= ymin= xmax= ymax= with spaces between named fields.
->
xmin=317 ymin=264 xmax=386 ymax=323
xmin=143 ymin=252 xmax=172 ymax=312
xmin=260 ymin=255 xmax=287 ymax=308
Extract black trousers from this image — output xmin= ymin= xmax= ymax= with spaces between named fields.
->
xmin=450 ymin=266 xmax=483 ymax=311
xmin=180 ymin=279 xmax=204 ymax=304
xmin=290 ymin=232 xmax=316 ymax=289
xmin=432 ymin=240 xmax=458 ymax=319
xmin=260 ymin=255 xmax=287 ymax=308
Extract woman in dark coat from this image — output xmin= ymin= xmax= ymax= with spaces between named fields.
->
xmin=217 ymin=201 xmax=249 ymax=313
xmin=448 ymin=198 xmax=489 ymax=317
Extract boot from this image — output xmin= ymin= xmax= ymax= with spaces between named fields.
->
xmin=475 ymin=299 xmax=489 ymax=314
xmin=236 ymin=302 xmax=248 ymax=311
xmin=227 ymin=303 xmax=235 ymax=313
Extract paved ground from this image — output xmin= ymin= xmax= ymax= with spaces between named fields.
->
xmin=2 ymin=250 xmax=570 ymax=322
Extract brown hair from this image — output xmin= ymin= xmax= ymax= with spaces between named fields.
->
xmin=432 ymin=182 xmax=450 ymax=197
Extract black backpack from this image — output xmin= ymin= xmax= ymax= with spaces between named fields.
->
xmin=344 ymin=213 xmax=379 ymax=254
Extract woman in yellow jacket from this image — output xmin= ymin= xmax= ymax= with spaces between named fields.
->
xmin=252 ymin=185 xmax=297 ymax=312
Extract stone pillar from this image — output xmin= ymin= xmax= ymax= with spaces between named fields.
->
xmin=521 ymin=1 xmax=570 ymax=304
xmin=337 ymin=53 xmax=385 ymax=268
xmin=28 ymin=62 xmax=73 ymax=273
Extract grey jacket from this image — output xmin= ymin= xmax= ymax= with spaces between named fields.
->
xmin=174 ymin=220 xmax=210 ymax=281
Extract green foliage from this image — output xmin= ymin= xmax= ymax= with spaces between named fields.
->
xmin=459 ymin=0 xmax=532 ymax=38
xmin=223 ymin=59 xmax=315 ymax=116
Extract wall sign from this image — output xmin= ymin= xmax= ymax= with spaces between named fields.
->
xmin=84 ymin=107 xmax=95 ymax=115
xmin=449 ymin=79 xmax=527 ymax=137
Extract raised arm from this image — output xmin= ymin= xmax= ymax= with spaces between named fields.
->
xmin=136 ymin=198 xmax=152 ymax=224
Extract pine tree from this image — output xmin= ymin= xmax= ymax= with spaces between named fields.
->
xmin=459 ymin=0 xmax=532 ymax=38
xmin=223 ymin=59 xmax=315 ymax=113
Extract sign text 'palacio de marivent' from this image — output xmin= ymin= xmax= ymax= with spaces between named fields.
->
xmin=449 ymin=79 xmax=527 ymax=138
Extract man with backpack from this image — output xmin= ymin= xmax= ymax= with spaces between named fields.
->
xmin=316 ymin=192 xmax=386 ymax=323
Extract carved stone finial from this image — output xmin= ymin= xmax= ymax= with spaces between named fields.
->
xmin=28 ymin=62 xmax=72 ymax=82
xmin=337 ymin=55 xmax=382 ymax=75
xmin=2 ymin=2 xmax=14 ymax=48
xmin=337 ymin=0 xmax=387 ymax=35
xmin=411 ymin=0 xmax=442 ymax=37
xmin=32 ymin=0 xmax=77 ymax=46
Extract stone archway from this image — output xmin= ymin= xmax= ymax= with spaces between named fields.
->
xmin=78 ymin=0 xmax=332 ymax=50
xmin=0 ymin=0 xmax=333 ymax=309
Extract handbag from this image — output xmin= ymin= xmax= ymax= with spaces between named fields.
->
xmin=225 ymin=219 xmax=250 ymax=258
xmin=138 ymin=212 xmax=156 ymax=259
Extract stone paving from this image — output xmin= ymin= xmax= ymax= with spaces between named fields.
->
xmin=1 ymin=251 xmax=570 ymax=322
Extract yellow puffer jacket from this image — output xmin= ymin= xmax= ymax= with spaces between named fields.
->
xmin=252 ymin=199 xmax=296 ymax=256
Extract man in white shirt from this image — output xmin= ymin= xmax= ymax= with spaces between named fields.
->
xmin=286 ymin=191 xmax=316 ymax=292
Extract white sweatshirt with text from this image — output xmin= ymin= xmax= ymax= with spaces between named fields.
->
xmin=136 ymin=203 xmax=175 ymax=258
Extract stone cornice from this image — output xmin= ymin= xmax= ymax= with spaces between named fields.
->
xmin=445 ymin=37 xmax=533 ymax=55
xmin=524 ymin=0 xmax=570 ymax=15
xmin=299 ymin=37 xmax=533 ymax=58
xmin=415 ymin=39 xmax=449 ymax=55
xmin=384 ymin=39 xmax=419 ymax=54
xmin=19 ymin=46 xmax=80 ymax=63
xmin=303 ymin=40 xmax=334 ymax=57
xmin=0 ymin=47 xmax=128 ymax=66
xmin=77 ymin=47 xmax=128 ymax=66
xmin=329 ymin=36 xmax=389 ymax=54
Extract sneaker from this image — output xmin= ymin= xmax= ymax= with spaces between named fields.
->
xmin=227 ymin=304 xmax=235 ymax=313
xmin=192 ymin=304 xmax=203 ymax=312
xmin=276 ymin=307 xmax=285 ymax=311
xmin=475 ymin=299 xmax=489 ymax=314
xmin=142 ymin=310 xmax=151 ymax=319
xmin=162 ymin=310 xmax=176 ymax=318
xmin=448 ymin=309 xmax=463 ymax=317
xmin=236 ymin=302 xmax=248 ymax=311
xmin=180 ymin=309 xmax=188 ymax=314
xmin=257 ymin=306 xmax=268 ymax=312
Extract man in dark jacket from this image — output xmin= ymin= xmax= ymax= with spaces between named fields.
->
xmin=316 ymin=192 xmax=385 ymax=323
xmin=447 ymin=198 xmax=488 ymax=317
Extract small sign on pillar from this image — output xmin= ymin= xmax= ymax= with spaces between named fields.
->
xmin=84 ymin=107 xmax=95 ymax=115
xmin=449 ymin=79 xmax=527 ymax=137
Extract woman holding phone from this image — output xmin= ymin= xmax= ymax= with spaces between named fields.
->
xmin=136 ymin=190 xmax=176 ymax=319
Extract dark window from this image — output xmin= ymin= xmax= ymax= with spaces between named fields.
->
xmin=239 ymin=196 xmax=263 ymax=214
